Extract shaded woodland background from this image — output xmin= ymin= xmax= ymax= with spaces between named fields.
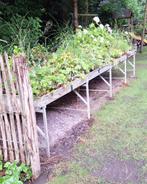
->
xmin=0 ymin=0 xmax=146 ymax=53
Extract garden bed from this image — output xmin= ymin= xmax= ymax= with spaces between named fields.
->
xmin=34 ymin=49 xmax=136 ymax=157
xmin=42 ymin=50 xmax=147 ymax=184
xmin=34 ymin=54 xmax=137 ymax=183
xmin=34 ymin=51 xmax=135 ymax=111
xmin=34 ymin=64 xmax=112 ymax=111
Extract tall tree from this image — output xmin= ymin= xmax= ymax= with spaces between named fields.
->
xmin=73 ymin=0 xmax=79 ymax=29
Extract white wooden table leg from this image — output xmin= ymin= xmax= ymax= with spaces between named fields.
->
xmin=124 ymin=59 xmax=127 ymax=84
xmin=109 ymin=68 xmax=113 ymax=98
xmin=42 ymin=107 xmax=50 ymax=157
xmin=133 ymin=54 xmax=136 ymax=77
xmin=86 ymin=80 xmax=90 ymax=119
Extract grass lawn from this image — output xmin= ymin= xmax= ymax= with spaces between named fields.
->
xmin=48 ymin=49 xmax=147 ymax=184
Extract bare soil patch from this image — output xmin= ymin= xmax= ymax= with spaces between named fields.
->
xmin=33 ymin=72 xmax=133 ymax=184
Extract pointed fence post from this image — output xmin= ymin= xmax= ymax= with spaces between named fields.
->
xmin=14 ymin=55 xmax=40 ymax=178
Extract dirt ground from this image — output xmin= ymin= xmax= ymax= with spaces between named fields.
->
xmin=33 ymin=70 xmax=131 ymax=184
xmin=36 ymin=71 xmax=126 ymax=155
xmin=31 ymin=50 xmax=147 ymax=184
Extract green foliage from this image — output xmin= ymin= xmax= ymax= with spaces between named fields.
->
xmin=0 ymin=0 xmax=146 ymax=40
xmin=0 ymin=14 xmax=42 ymax=55
xmin=78 ymin=0 xmax=101 ymax=13
xmin=0 ymin=161 xmax=2 ymax=171
xmin=99 ymin=0 xmax=146 ymax=24
xmin=30 ymin=44 xmax=49 ymax=66
xmin=123 ymin=0 xmax=146 ymax=19
xmin=0 ymin=161 xmax=32 ymax=184
xmin=13 ymin=46 xmax=23 ymax=56
xmin=0 ymin=0 xmax=44 ymax=19
xmin=0 ymin=45 xmax=4 ymax=54
xmin=30 ymin=20 xmax=131 ymax=96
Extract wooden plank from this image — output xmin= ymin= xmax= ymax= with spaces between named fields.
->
xmin=0 ymin=114 xmax=7 ymax=161
xmin=34 ymin=51 xmax=136 ymax=110
xmin=5 ymin=53 xmax=25 ymax=162
xmin=0 ymin=55 xmax=19 ymax=161
xmin=12 ymin=57 xmax=28 ymax=163
xmin=0 ymin=72 xmax=7 ymax=160
xmin=4 ymin=114 xmax=15 ymax=161
xmin=34 ymin=78 xmax=86 ymax=110
xmin=86 ymin=64 xmax=112 ymax=81
xmin=0 ymin=54 xmax=40 ymax=178
xmin=2 ymin=94 xmax=21 ymax=113
xmin=13 ymin=56 xmax=30 ymax=165
xmin=14 ymin=56 xmax=40 ymax=178
xmin=12 ymin=57 xmax=27 ymax=163
xmin=127 ymin=50 xmax=136 ymax=58
xmin=15 ymin=114 xmax=25 ymax=162
xmin=113 ymin=54 xmax=127 ymax=66
xmin=0 ymin=67 xmax=14 ymax=161
xmin=78 ymin=13 xmax=97 ymax=17
xmin=34 ymin=64 xmax=113 ymax=110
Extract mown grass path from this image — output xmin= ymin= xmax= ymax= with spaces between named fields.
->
xmin=49 ymin=50 xmax=147 ymax=184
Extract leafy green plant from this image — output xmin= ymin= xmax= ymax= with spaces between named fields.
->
xmin=0 ymin=161 xmax=2 ymax=171
xmin=13 ymin=46 xmax=24 ymax=56
xmin=29 ymin=18 xmax=131 ymax=96
xmin=0 ymin=14 xmax=42 ymax=57
xmin=0 ymin=161 xmax=32 ymax=184
xmin=30 ymin=44 xmax=49 ymax=66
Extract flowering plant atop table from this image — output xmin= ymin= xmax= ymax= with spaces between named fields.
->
xmin=29 ymin=17 xmax=132 ymax=96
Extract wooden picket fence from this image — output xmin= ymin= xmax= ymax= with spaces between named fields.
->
xmin=0 ymin=53 xmax=40 ymax=178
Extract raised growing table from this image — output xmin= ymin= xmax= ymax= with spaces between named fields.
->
xmin=34 ymin=49 xmax=136 ymax=156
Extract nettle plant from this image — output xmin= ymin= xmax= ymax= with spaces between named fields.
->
xmin=0 ymin=161 xmax=32 ymax=184
xmin=29 ymin=16 xmax=131 ymax=96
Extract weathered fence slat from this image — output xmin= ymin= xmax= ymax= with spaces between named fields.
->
xmin=14 ymin=56 xmax=40 ymax=176
xmin=4 ymin=53 xmax=25 ymax=162
xmin=0 ymin=55 xmax=19 ymax=161
xmin=0 ymin=54 xmax=40 ymax=178
xmin=0 ymin=115 xmax=7 ymax=161
xmin=0 ymin=57 xmax=14 ymax=161
xmin=0 ymin=72 xmax=7 ymax=161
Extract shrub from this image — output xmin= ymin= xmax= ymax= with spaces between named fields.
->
xmin=0 ymin=14 xmax=42 ymax=56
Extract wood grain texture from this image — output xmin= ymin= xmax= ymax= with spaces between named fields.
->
xmin=0 ymin=54 xmax=40 ymax=178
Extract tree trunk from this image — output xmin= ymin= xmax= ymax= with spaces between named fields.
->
xmin=141 ymin=1 xmax=147 ymax=52
xmin=73 ymin=0 xmax=79 ymax=29
xmin=85 ymin=0 xmax=89 ymax=26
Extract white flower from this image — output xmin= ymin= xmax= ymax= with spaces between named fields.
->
xmin=78 ymin=25 xmax=82 ymax=29
xmin=107 ymin=27 xmax=112 ymax=34
xmin=125 ymin=31 xmax=128 ymax=35
xmin=105 ymin=24 xmax=112 ymax=34
xmin=93 ymin=16 xmax=100 ymax=25
xmin=105 ymin=24 xmax=110 ymax=27
xmin=93 ymin=38 xmax=97 ymax=42
xmin=99 ymin=24 xmax=104 ymax=29
xmin=83 ymin=29 xmax=88 ymax=34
